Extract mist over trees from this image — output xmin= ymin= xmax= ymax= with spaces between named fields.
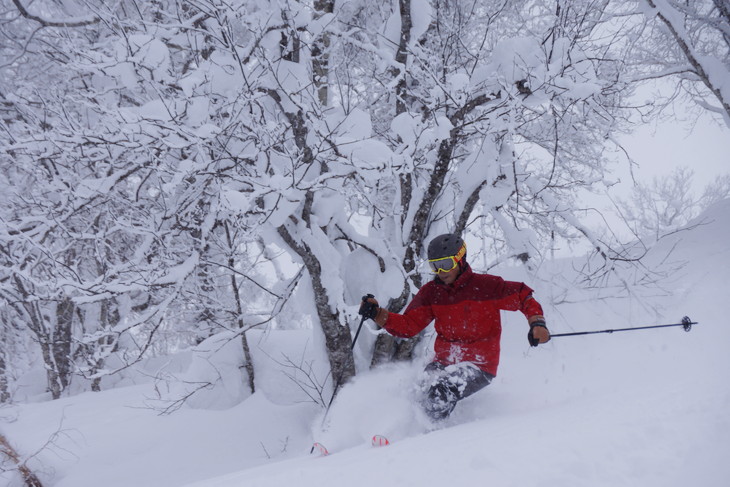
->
xmin=0 ymin=0 xmax=727 ymax=404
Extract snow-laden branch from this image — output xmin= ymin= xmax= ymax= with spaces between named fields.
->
xmin=642 ymin=0 xmax=730 ymax=124
xmin=12 ymin=0 xmax=99 ymax=28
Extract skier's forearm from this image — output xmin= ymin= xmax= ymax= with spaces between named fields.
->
xmin=382 ymin=308 xmax=431 ymax=338
xmin=373 ymin=307 xmax=389 ymax=327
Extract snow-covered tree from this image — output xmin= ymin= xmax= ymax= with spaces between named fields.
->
xmin=618 ymin=167 xmax=730 ymax=243
xmin=629 ymin=0 xmax=730 ymax=125
xmin=2 ymin=0 xmax=725 ymax=404
xmin=0 ymin=0 xmax=269 ymax=398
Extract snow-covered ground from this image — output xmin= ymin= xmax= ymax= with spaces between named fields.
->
xmin=3 ymin=200 xmax=729 ymax=487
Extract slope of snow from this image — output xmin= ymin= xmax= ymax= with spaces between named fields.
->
xmin=1 ymin=385 xmax=318 ymax=487
xmin=2 ymin=201 xmax=729 ymax=487
xmin=186 ymin=199 xmax=730 ymax=487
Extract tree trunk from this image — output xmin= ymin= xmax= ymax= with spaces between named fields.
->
xmin=54 ymin=297 xmax=74 ymax=391
xmin=0 ymin=353 xmax=9 ymax=403
xmin=272 ymin=0 xmax=355 ymax=392
xmin=372 ymin=126 xmax=459 ymax=369
xmin=13 ymin=275 xmax=64 ymax=399
xmin=226 ymin=222 xmax=256 ymax=394
xmin=38 ymin=334 xmax=62 ymax=400
xmin=277 ymin=226 xmax=355 ymax=387
xmin=0 ymin=433 xmax=44 ymax=487
xmin=371 ymin=0 xmax=420 ymax=368
xmin=89 ymin=298 xmax=120 ymax=392
xmin=312 ymin=0 xmax=334 ymax=105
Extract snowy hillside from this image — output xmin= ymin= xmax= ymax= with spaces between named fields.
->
xmin=3 ymin=200 xmax=730 ymax=487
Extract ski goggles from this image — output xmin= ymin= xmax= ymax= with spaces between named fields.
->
xmin=427 ymin=243 xmax=466 ymax=273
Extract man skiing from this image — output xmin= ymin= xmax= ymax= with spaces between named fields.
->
xmin=359 ymin=233 xmax=550 ymax=421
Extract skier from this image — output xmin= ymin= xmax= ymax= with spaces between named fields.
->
xmin=359 ymin=233 xmax=550 ymax=422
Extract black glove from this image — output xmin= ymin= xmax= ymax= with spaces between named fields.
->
xmin=358 ymin=294 xmax=379 ymax=320
xmin=528 ymin=321 xmax=549 ymax=347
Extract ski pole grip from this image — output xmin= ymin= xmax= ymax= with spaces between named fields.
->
xmin=358 ymin=294 xmax=378 ymax=320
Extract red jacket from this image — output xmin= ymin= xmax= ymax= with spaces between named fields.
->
xmin=383 ymin=266 xmax=544 ymax=376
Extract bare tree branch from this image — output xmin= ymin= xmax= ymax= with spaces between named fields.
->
xmin=11 ymin=0 xmax=99 ymax=28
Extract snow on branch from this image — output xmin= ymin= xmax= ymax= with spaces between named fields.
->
xmin=11 ymin=0 xmax=99 ymax=28
xmin=642 ymin=0 xmax=730 ymax=122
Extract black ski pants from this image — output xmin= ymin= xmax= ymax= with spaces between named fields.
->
xmin=419 ymin=361 xmax=494 ymax=421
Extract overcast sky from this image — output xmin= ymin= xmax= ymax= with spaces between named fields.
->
xmin=620 ymin=113 xmax=729 ymax=191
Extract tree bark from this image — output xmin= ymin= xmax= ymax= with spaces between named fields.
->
xmin=54 ymin=297 xmax=74 ymax=391
xmin=312 ymin=0 xmax=335 ymax=105
xmin=89 ymin=299 xmax=120 ymax=392
xmin=0 ymin=353 xmax=9 ymax=403
xmin=270 ymin=1 xmax=356 ymax=391
xmin=0 ymin=433 xmax=44 ymax=487
xmin=224 ymin=221 xmax=256 ymax=394
xmin=277 ymin=225 xmax=356 ymax=386
xmin=13 ymin=275 xmax=64 ymax=399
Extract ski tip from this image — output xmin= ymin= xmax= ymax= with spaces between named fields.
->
xmin=371 ymin=434 xmax=390 ymax=447
xmin=311 ymin=442 xmax=329 ymax=456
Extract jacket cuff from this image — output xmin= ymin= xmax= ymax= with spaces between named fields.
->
xmin=528 ymin=315 xmax=546 ymax=326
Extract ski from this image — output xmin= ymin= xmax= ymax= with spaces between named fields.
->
xmin=311 ymin=442 xmax=329 ymax=456
xmin=310 ymin=435 xmax=390 ymax=457
xmin=371 ymin=434 xmax=390 ymax=447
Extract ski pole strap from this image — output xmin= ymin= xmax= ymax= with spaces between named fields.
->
xmin=551 ymin=316 xmax=696 ymax=338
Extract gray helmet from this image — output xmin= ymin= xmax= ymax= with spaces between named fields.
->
xmin=427 ymin=233 xmax=466 ymax=261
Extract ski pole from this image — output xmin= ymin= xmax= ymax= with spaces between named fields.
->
xmin=550 ymin=316 xmax=697 ymax=339
xmin=350 ymin=294 xmax=374 ymax=347
xmin=310 ymin=311 xmax=369 ymax=453
xmin=321 ymin=314 xmax=367 ymax=411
